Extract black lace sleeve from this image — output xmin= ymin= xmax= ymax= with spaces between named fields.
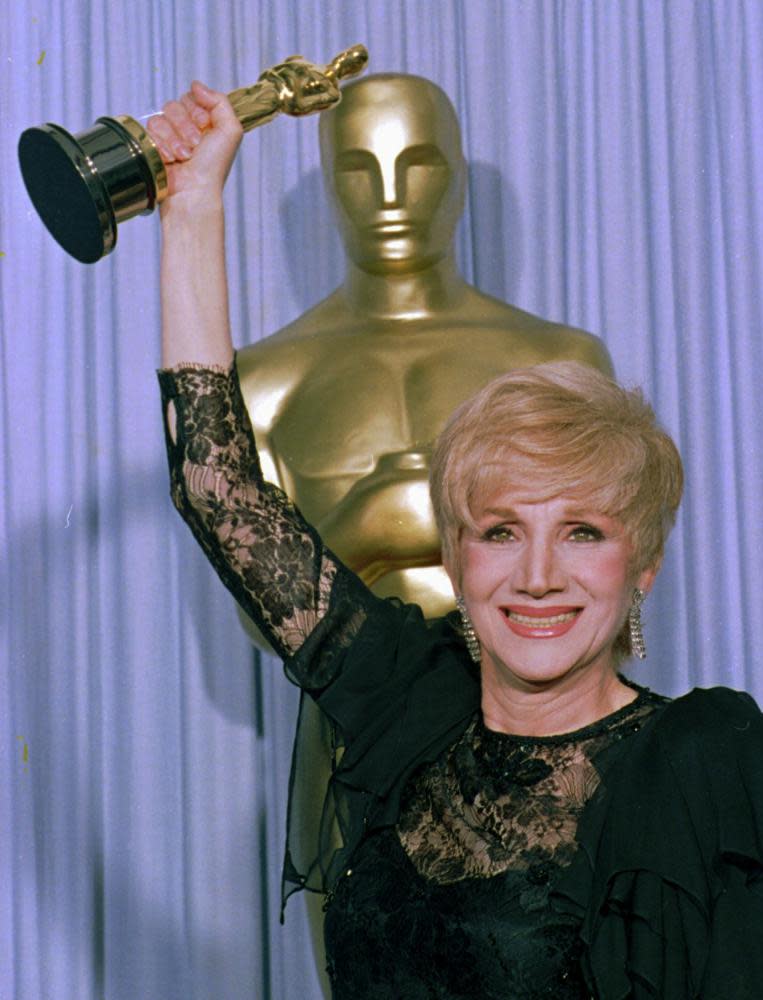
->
xmin=157 ymin=361 xmax=482 ymax=913
xmin=157 ymin=361 xmax=368 ymax=671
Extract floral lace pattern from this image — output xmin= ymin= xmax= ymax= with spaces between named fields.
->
xmin=397 ymin=689 xmax=663 ymax=883
xmin=158 ymin=363 xmax=364 ymax=668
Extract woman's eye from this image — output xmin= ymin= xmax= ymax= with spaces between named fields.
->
xmin=484 ymin=525 xmax=515 ymax=542
xmin=569 ymin=524 xmax=604 ymax=542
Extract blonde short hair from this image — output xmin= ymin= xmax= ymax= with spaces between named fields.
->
xmin=430 ymin=362 xmax=683 ymax=580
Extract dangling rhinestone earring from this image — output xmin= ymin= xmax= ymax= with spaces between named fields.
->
xmin=456 ymin=595 xmax=481 ymax=664
xmin=629 ymin=588 xmax=647 ymax=660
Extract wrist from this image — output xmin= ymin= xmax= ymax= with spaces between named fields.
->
xmin=160 ymin=189 xmax=225 ymax=228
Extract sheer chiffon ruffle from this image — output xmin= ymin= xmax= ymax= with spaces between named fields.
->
xmin=552 ymin=687 xmax=763 ymax=998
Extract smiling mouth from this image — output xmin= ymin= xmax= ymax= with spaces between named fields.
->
xmin=508 ymin=610 xmax=577 ymax=626
xmin=502 ymin=606 xmax=581 ymax=638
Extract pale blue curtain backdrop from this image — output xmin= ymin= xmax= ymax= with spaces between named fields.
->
xmin=2 ymin=1 xmax=762 ymax=998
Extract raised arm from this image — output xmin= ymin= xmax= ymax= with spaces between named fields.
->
xmin=150 ymin=84 xmax=369 ymax=668
xmin=149 ymin=81 xmax=241 ymax=370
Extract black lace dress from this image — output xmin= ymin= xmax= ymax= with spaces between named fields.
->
xmin=322 ymin=695 xmax=665 ymax=1000
xmin=158 ymin=362 xmax=763 ymax=1000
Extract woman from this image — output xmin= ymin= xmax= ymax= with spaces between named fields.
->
xmin=150 ymin=84 xmax=763 ymax=999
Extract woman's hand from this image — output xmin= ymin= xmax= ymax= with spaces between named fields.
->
xmin=146 ymin=81 xmax=243 ymax=204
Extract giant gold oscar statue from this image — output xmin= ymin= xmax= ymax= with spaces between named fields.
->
xmin=236 ymin=73 xmax=612 ymax=625
xmin=235 ymin=73 xmax=612 ymax=997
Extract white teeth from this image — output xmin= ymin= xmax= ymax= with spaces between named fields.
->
xmin=508 ymin=611 xmax=577 ymax=626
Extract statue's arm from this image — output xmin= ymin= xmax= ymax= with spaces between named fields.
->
xmin=570 ymin=326 xmax=615 ymax=376
xmin=587 ymin=337 xmax=615 ymax=377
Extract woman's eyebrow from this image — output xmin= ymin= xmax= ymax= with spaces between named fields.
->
xmin=477 ymin=504 xmax=608 ymax=522
xmin=479 ymin=505 xmax=519 ymax=518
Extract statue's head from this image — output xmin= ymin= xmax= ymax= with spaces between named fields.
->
xmin=319 ymin=73 xmax=466 ymax=274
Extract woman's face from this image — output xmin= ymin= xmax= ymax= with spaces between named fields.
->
xmin=450 ymin=489 xmax=657 ymax=691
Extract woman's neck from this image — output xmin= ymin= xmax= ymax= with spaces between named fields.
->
xmin=479 ymin=663 xmax=638 ymax=737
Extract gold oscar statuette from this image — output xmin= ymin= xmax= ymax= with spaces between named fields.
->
xmin=17 ymin=45 xmax=368 ymax=264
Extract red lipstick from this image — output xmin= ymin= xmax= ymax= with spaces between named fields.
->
xmin=502 ymin=605 xmax=581 ymax=639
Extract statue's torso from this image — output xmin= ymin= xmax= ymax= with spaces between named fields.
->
xmin=237 ymin=291 xmax=611 ymax=617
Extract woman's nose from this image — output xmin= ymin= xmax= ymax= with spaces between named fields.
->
xmin=515 ymin=539 xmax=565 ymax=597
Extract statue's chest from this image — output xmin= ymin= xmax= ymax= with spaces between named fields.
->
xmin=266 ymin=335 xmax=513 ymax=478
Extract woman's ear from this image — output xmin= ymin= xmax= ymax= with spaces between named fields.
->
xmin=636 ymin=557 xmax=662 ymax=596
